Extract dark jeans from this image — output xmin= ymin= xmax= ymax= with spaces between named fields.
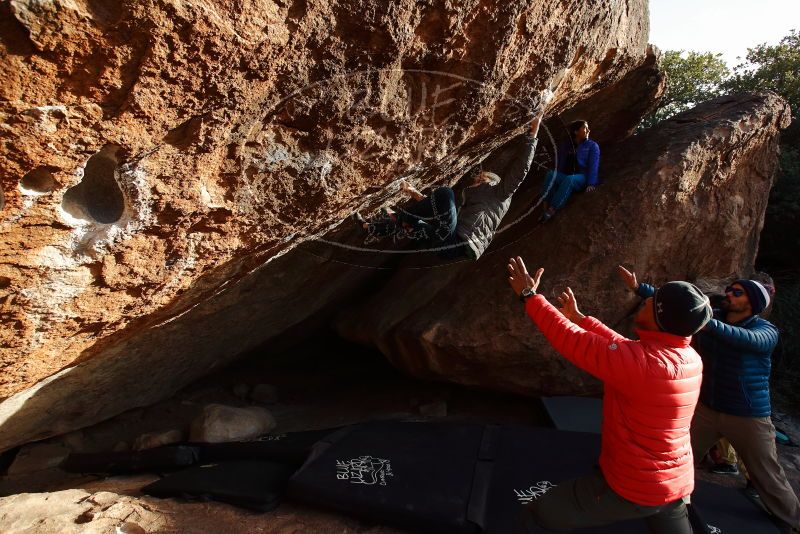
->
xmin=541 ymin=170 xmax=587 ymax=211
xmin=369 ymin=187 xmax=470 ymax=258
xmin=397 ymin=187 xmax=458 ymax=239
xmin=521 ymin=468 xmax=691 ymax=533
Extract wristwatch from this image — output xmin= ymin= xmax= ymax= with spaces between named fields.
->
xmin=520 ymin=287 xmax=537 ymax=303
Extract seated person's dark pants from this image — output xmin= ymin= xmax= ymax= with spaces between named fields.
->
xmin=521 ymin=468 xmax=691 ymax=534
xmin=372 ymin=187 xmax=470 ymax=258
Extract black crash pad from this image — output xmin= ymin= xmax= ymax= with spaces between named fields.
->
xmin=541 ymin=396 xmax=603 ymax=434
xmin=60 ymin=445 xmax=199 ymax=474
xmin=287 ymin=423 xmax=633 ymax=533
xmin=288 ymin=422 xmax=486 ymax=534
xmin=481 ymin=425 xmax=782 ymax=534
xmin=478 ymin=425 xmax=641 ymax=533
xmin=194 ymin=428 xmax=338 ymax=466
xmin=287 ymin=422 xmax=783 ymax=534
xmin=143 ymin=460 xmax=296 ymax=512
xmin=690 ymin=480 xmax=783 ymax=534
xmin=61 ymin=429 xmax=337 ymax=475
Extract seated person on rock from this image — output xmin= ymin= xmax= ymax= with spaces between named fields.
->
xmin=539 ymin=119 xmax=600 ymax=222
xmin=355 ymin=106 xmax=547 ymax=260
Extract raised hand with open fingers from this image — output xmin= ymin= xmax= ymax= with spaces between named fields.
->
xmin=616 ymin=265 xmax=638 ymax=292
xmin=507 ymin=256 xmax=543 ymax=297
xmin=557 ymin=287 xmax=586 ymax=324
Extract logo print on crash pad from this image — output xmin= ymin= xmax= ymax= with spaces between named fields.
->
xmin=253 ymin=433 xmax=286 ymax=442
xmin=336 ymin=455 xmax=394 ymax=486
xmin=514 ymin=481 xmax=556 ymax=503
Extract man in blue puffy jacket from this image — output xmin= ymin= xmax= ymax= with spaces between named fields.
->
xmin=618 ymin=266 xmax=800 ymax=532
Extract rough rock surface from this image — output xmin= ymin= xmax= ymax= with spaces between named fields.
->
xmin=0 ymin=489 xmax=164 ymax=534
xmin=249 ymin=383 xmax=278 ymax=404
xmin=131 ymin=429 xmax=183 ymax=451
xmin=336 ymin=92 xmax=792 ymax=395
xmin=6 ymin=442 xmax=69 ymax=476
xmin=0 ymin=485 xmax=409 ymax=534
xmin=188 ymin=403 xmax=276 ymax=442
xmin=0 ymin=0 xmax=653 ymax=450
xmin=559 ymin=44 xmax=665 ymax=145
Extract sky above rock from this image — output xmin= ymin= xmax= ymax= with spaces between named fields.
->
xmin=650 ymin=0 xmax=799 ymax=67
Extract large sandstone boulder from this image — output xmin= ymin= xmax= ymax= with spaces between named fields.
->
xmin=336 ymin=92 xmax=792 ymax=395
xmin=0 ymin=0 xmax=653 ymax=450
xmin=559 ymin=44 xmax=665 ymax=145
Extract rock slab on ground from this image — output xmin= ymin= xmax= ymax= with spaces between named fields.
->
xmin=188 ymin=404 xmax=276 ymax=443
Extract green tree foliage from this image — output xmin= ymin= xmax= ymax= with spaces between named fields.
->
xmin=721 ymin=31 xmax=800 ymax=405
xmin=642 ymin=33 xmax=800 ymax=407
xmin=639 ymin=51 xmax=729 ymax=129
xmin=722 ymin=30 xmax=800 ymax=247
xmin=723 ymin=30 xmax=799 ymax=132
xmin=643 ymin=31 xmax=798 ymax=132
xmin=642 ymin=33 xmax=799 ymax=231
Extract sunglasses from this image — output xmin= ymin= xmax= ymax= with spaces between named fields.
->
xmin=724 ymin=286 xmax=745 ymax=297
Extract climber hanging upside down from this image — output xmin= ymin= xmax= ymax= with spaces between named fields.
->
xmin=353 ymin=92 xmax=551 ymax=261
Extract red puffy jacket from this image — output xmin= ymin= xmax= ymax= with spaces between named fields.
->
xmin=525 ymin=295 xmax=703 ymax=506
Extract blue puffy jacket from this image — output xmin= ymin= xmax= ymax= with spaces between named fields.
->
xmin=557 ymin=139 xmax=601 ymax=186
xmin=637 ymin=283 xmax=779 ymax=417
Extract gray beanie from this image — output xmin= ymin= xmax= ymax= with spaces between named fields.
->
xmin=654 ymin=281 xmax=713 ymax=336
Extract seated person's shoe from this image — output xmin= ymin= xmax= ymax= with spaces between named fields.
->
xmin=538 ymin=209 xmax=555 ymax=223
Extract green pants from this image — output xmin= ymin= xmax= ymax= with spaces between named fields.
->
xmin=522 ymin=468 xmax=691 ymax=533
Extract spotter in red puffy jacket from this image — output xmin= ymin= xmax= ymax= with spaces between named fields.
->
xmin=525 ymin=294 xmax=703 ymax=506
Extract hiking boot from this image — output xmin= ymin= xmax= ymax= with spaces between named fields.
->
xmin=538 ymin=209 xmax=555 ymax=223
xmin=710 ymin=463 xmax=739 ymax=475
xmin=775 ymin=428 xmax=794 ymax=446
xmin=742 ymin=481 xmax=765 ymax=511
